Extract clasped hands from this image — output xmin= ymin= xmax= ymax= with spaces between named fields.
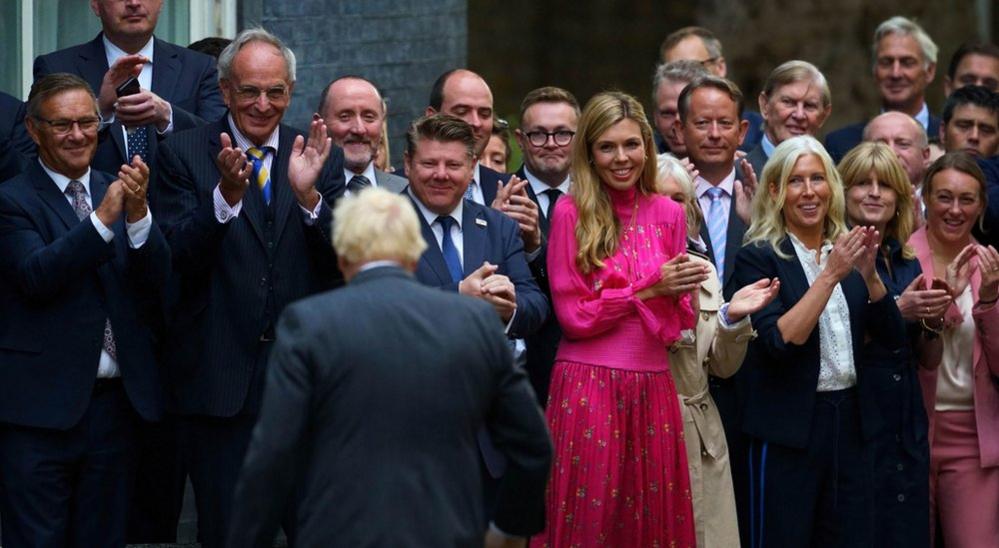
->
xmin=459 ymin=262 xmax=516 ymax=322
xmin=215 ymin=117 xmax=332 ymax=209
xmin=95 ymin=156 xmax=150 ymax=227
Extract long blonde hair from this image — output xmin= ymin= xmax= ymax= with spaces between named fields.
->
xmin=838 ymin=142 xmax=916 ymax=259
xmin=570 ymin=91 xmax=659 ymax=273
xmin=744 ymin=135 xmax=848 ymax=258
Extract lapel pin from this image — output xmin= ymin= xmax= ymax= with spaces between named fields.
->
xmin=475 ymin=218 xmax=488 ymax=227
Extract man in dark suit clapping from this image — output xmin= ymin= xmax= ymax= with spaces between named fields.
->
xmin=152 ymin=28 xmax=344 ymax=548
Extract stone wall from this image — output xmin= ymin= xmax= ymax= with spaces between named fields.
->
xmin=240 ymin=0 xmax=468 ymax=166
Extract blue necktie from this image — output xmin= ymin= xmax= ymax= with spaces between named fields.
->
xmin=436 ymin=216 xmax=463 ymax=282
xmin=706 ymin=186 xmax=727 ymax=281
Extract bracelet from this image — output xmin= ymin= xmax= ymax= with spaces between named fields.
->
xmin=920 ymin=318 xmax=944 ymax=336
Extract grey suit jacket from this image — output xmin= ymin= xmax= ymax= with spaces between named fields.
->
xmin=374 ymin=168 xmax=408 ymax=193
xmin=227 ymin=266 xmax=553 ymax=546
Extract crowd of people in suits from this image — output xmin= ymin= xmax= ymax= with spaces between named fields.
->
xmin=2 ymin=1 xmax=999 ymax=547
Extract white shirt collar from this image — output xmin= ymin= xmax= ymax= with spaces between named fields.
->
xmin=358 ymin=260 xmax=402 ymax=272
xmin=761 ymin=133 xmax=776 ymax=158
xmin=695 ymin=168 xmax=737 ymax=198
xmin=408 ymin=187 xmax=464 ymax=230
xmin=103 ymin=34 xmax=154 ymax=66
xmin=523 ymin=166 xmax=571 ymax=196
xmin=227 ymin=113 xmax=280 ymax=151
xmin=344 ymin=162 xmax=378 ymax=187
xmin=473 ymin=162 xmax=482 ymax=185
xmin=880 ymin=102 xmax=931 ymax=131
xmin=39 ymin=159 xmax=91 ymax=195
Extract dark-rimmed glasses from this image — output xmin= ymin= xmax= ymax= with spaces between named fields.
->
xmin=525 ymin=130 xmax=575 ymax=147
xmin=32 ymin=116 xmax=101 ymax=135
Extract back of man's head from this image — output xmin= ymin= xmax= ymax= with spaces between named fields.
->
xmin=333 ymin=188 xmax=427 ymax=275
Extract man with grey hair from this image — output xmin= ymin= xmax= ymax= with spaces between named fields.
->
xmin=747 ymin=60 xmax=833 ymax=175
xmin=33 ymin=0 xmax=225 ymax=175
xmin=227 ymin=187 xmax=552 ymax=547
xmin=317 ymin=75 xmax=407 ymax=195
xmin=826 ymin=15 xmax=940 ymax=162
xmin=652 ymin=60 xmax=710 ymax=156
xmin=153 ymin=27 xmax=345 ymax=548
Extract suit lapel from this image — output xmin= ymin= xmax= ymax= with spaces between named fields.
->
xmin=29 ymin=163 xmax=79 ymax=232
xmin=410 ymin=196 xmax=454 ymax=286
xmin=270 ymin=128 xmax=296 ymax=247
xmin=518 ymin=167 xmax=551 ymax=236
xmin=150 ymin=39 xmax=180 ymax=105
xmin=462 ymin=204 xmax=487 ymax=276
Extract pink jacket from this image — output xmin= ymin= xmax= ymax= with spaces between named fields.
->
xmin=909 ymin=227 xmax=999 ymax=467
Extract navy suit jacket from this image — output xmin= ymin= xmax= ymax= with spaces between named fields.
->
xmin=479 ymin=163 xmax=512 ymax=206
xmin=729 ymin=239 xmax=906 ymax=449
xmin=0 ymin=92 xmax=32 ymax=183
xmin=976 ymin=155 xmax=999 ymax=248
xmin=227 ymin=267 xmax=552 ymax=545
xmin=34 ymin=33 xmax=226 ymax=174
xmin=410 ymin=196 xmax=548 ymax=340
xmin=0 ymin=162 xmax=169 ymax=428
xmin=825 ymin=113 xmax=942 ymax=163
xmin=514 ymin=166 xmax=562 ymax=404
xmin=152 ymin=117 xmax=345 ymax=416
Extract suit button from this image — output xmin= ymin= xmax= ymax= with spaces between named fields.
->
xmin=897 ymin=463 xmax=904 ymax=471
xmin=897 ymin=494 xmax=905 ymax=503
xmin=893 ymin=374 xmax=902 ymax=382
xmin=701 ymin=312 xmax=710 ymax=321
xmin=699 ymin=403 xmax=708 ymax=410
xmin=260 ymin=276 xmax=267 ymax=287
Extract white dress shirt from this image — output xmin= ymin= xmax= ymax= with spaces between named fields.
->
xmin=102 ymin=35 xmax=174 ymax=135
xmin=467 ymin=162 xmax=486 ymax=206
xmin=788 ymin=233 xmax=857 ymax=391
xmin=40 ymin=160 xmax=153 ymax=378
xmin=523 ymin=167 xmax=571 ymax=219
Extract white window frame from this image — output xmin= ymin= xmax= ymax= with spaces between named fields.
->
xmin=17 ymin=0 xmax=236 ymax=98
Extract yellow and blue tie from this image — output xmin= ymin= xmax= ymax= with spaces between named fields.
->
xmin=246 ymin=147 xmax=272 ymax=205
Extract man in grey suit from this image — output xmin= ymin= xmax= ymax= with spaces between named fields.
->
xmin=227 ymin=188 xmax=552 ymax=548
xmin=317 ymin=75 xmax=407 ymax=195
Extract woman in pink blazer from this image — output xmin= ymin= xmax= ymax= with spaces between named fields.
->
xmin=908 ymin=152 xmax=999 ymax=547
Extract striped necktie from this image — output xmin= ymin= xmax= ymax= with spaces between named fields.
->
xmin=246 ymin=147 xmax=272 ymax=205
xmin=706 ymin=186 xmax=727 ymax=281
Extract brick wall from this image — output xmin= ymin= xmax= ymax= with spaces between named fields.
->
xmin=241 ymin=0 xmax=468 ymax=166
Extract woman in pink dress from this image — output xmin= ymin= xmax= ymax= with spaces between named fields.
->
xmin=532 ymin=91 xmax=701 ymax=547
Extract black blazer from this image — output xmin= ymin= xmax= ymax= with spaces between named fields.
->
xmin=479 ymin=163 xmax=512 ymax=205
xmin=0 ymin=162 xmax=169 ymax=428
xmin=824 ymin=114 xmax=942 ymax=163
xmin=152 ymin=117 xmax=345 ymax=416
xmin=0 ymin=92 xmax=31 ymax=182
xmin=226 ymin=266 xmax=553 ymax=546
xmin=411 ymin=195 xmax=548 ymax=339
xmin=33 ymin=33 xmax=227 ymax=173
xmin=730 ymin=238 xmax=906 ymax=449
xmin=514 ymin=166 xmax=562 ymax=404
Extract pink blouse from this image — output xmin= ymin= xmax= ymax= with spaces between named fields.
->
xmin=547 ymin=185 xmax=695 ymax=372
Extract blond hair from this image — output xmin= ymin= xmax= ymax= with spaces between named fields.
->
xmin=657 ymin=153 xmax=702 ymax=235
xmin=570 ymin=91 xmax=659 ymax=273
xmin=332 ymin=188 xmax=427 ymax=266
xmin=838 ymin=142 xmax=916 ymax=259
xmin=744 ymin=135 xmax=848 ymax=258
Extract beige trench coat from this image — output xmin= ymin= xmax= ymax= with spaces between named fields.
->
xmin=669 ymin=255 xmax=754 ymax=548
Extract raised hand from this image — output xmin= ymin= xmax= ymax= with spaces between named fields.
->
xmin=733 ymin=158 xmax=758 ymax=225
xmin=498 ymin=176 xmax=542 ymax=252
xmin=97 ymin=54 xmax=146 ymax=119
xmin=115 ymin=89 xmax=173 ymax=131
xmin=977 ymin=245 xmax=999 ymax=303
xmin=945 ymin=244 xmax=977 ymax=299
xmin=214 ymin=132 xmax=252 ymax=206
xmin=895 ymin=274 xmax=952 ymax=321
xmin=727 ymin=277 xmax=781 ymax=322
xmin=119 ymin=156 xmax=150 ymax=222
xmin=678 ymin=156 xmax=700 ymax=181
xmin=95 ymin=180 xmax=127 ymax=227
xmin=854 ymin=226 xmax=881 ymax=281
xmin=653 ymin=254 xmax=710 ymax=297
xmin=490 ymin=175 xmax=526 ymax=210
xmin=288 ymin=118 xmax=332 ymax=210
xmin=823 ymin=227 xmax=867 ymax=282
xmin=459 ymin=262 xmax=498 ymax=298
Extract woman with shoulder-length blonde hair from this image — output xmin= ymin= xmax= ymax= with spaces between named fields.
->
xmin=658 ymin=153 xmax=780 ymax=548
xmin=909 ymin=152 xmax=999 ymax=547
xmin=731 ymin=135 xmax=906 ymax=547
xmin=839 ymin=142 xmax=947 ymax=548
xmin=532 ymin=92 xmax=703 ymax=547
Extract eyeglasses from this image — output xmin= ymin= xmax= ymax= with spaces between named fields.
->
xmin=231 ymin=85 xmax=290 ymax=104
xmin=32 ymin=116 xmax=101 ymax=135
xmin=525 ymin=130 xmax=575 ymax=147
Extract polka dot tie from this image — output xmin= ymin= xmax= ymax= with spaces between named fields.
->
xmin=126 ymin=126 xmax=149 ymax=163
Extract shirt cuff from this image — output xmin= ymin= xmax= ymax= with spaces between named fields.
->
xmin=213 ymin=184 xmax=242 ymax=223
xmin=157 ymin=103 xmax=174 ymax=135
xmin=125 ymin=209 xmax=153 ymax=248
xmin=488 ymin=521 xmax=520 ymax=540
xmin=718 ymin=302 xmax=751 ymax=330
xmin=299 ymin=194 xmax=324 ymax=226
xmin=89 ymin=211 xmax=114 ymax=243
xmin=504 ymin=308 xmax=517 ymax=335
